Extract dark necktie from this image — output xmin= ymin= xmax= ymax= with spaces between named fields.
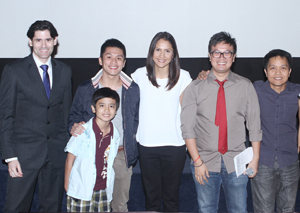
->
xmin=215 ymin=79 xmax=228 ymax=154
xmin=40 ymin=64 xmax=51 ymax=99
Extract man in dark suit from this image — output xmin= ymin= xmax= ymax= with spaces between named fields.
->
xmin=0 ymin=20 xmax=72 ymax=213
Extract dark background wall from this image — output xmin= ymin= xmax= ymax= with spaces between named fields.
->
xmin=1 ymin=58 xmax=300 ymax=97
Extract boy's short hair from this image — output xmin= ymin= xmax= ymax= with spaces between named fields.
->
xmin=263 ymin=49 xmax=293 ymax=70
xmin=92 ymin=87 xmax=120 ymax=110
xmin=100 ymin=38 xmax=126 ymax=59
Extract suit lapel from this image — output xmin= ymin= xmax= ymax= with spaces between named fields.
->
xmin=50 ymin=59 xmax=61 ymax=101
xmin=26 ymin=55 xmax=49 ymax=100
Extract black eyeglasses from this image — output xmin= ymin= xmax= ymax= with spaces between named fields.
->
xmin=210 ymin=51 xmax=234 ymax=59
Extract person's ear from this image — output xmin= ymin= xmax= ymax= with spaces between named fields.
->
xmin=91 ymin=105 xmax=96 ymax=113
xmin=288 ymin=68 xmax=292 ymax=77
xmin=53 ymin=36 xmax=58 ymax=45
xmin=264 ymin=69 xmax=268 ymax=77
xmin=29 ymin=38 xmax=33 ymax=47
xmin=232 ymin=54 xmax=236 ymax=62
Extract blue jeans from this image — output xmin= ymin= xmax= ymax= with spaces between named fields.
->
xmin=251 ymin=160 xmax=300 ymax=212
xmin=191 ymin=158 xmax=248 ymax=213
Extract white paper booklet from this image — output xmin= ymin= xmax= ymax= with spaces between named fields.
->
xmin=233 ymin=147 xmax=253 ymax=177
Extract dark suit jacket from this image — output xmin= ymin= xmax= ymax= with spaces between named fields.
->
xmin=0 ymin=54 xmax=72 ymax=169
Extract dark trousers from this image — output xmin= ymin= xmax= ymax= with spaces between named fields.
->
xmin=251 ymin=160 xmax=300 ymax=213
xmin=138 ymin=144 xmax=186 ymax=212
xmin=4 ymin=159 xmax=64 ymax=213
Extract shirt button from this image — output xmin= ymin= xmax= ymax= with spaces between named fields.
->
xmin=47 ymin=137 xmax=49 ymax=140
xmin=47 ymin=106 xmax=50 ymax=109
xmin=47 ymin=121 xmax=50 ymax=125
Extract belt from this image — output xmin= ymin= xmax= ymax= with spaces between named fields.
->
xmin=118 ymin=146 xmax=124 ymax=152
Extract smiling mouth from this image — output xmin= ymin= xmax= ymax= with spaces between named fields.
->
xmin=157 ymin=59 xmax=166 ymax=63
xmin=102 ymin=114 xmax=111 ymax=117
xmin=109 ymin=66 xmax=118 ymax=69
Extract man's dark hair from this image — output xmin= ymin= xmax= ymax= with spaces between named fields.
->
xmin=100 ymin=39 xmax=126 ymax=59
xmin=146 ymin=31 xmax=180 ymax=91
xmin=208 ymin=32 xmax=237 ymax=54
xmin=263 ymin=49 xmax=293 ymax=70
xmin=27 ymin=20 xmax=58 ymax=39
xmin=92 ymin=87 xmax=120 ymax=110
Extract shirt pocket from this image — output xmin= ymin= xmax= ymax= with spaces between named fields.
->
xmin=80 ymin=140 xmax=94 ymax=159
xmin=283 ymin=102 xmax=298 ymax=121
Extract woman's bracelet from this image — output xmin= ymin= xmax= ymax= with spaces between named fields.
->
xmin=193 ymin=155 xmax=200 ymax=164
xmin=194 ymin=161 xmax=204 ymax=167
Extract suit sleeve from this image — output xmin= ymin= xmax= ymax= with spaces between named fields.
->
xmin=68 ymin=84 xmax=84 ymax=133
xmin=0 ymin=64 xmax=18 ymax=159
xmin=63 ymin=66 xmax=72 ymax=132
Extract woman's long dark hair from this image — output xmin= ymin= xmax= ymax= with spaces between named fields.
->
xmin=146 ymin=32 xmax=180 ymax=91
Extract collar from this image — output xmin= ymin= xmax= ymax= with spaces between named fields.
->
xmin=92 ymin=118 xmax=114 ymax=139
xmin=32 ymin=53 xmax=52 ymax=69
xmin=207 ymin=69 xmax=237 ymax=85
xmin=91 ymin=69 xmax=132 ymax=90
xmin=264 ymin=80 xmax=291 ymax=94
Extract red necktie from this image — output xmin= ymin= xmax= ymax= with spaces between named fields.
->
xmin=215 ymin=79 xmax=228 ymax=154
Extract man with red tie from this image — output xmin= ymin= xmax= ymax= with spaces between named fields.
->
xmin=180 ymin=32 xmax=261 ymax=213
